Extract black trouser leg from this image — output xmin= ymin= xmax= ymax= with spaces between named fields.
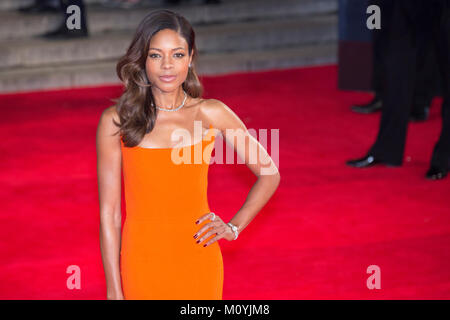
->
xmin=371 ymin=20 xmax=384 ymax=99
xmin=412 ymin=39 xmax=436 ymax=111
xmin=370 ymin=0 xmax=393 ymax=99
xmin=372 ymin=0 xmax=435 ymax=114
xmin=430 ymin=0 xmax=450 ymax=170
xmin=411 ymin=1 xmax=436 ymax=115
xmin=368 ymin=1 xmax=418 ymax=165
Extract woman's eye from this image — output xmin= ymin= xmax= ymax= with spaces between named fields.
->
xmin=149 ymin=53 xmax=185 ymax=58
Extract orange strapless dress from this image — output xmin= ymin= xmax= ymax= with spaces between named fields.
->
xmin=119 ymin=124 xmax=223 ymax=300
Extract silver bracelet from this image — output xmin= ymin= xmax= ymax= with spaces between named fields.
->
xmin=227 ymin=222 xmax=239 ymax=240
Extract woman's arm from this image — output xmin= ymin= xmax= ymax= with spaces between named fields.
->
xmin=96 ymin=106 xmax=124 ymax=300
xmin=204 ymin=99 xmax=281 ymax=235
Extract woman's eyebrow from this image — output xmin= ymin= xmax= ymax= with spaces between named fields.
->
xmin=149 ymin=47 xmax=185 ymax=51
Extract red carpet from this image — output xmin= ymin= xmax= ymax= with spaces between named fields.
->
xmin=0 ymin=65 xmax=449 ymax=299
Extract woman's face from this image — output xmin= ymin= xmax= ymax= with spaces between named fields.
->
xmin=146 ymin=29 xmax=193 ymax=91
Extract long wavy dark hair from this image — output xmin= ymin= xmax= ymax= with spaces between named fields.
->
xmin=112 ymin=9 xmax=203 ymax=147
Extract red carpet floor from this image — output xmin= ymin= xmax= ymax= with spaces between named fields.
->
xmin=0 ymin=65 xmax=449 ymax=299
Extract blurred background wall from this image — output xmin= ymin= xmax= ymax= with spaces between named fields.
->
xmin=0 ymin=0 xmax=338 ymax=93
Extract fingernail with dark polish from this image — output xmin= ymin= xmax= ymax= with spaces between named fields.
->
xmin=196 ymin=240 xmax=200 ymax=244
xmin=203 ymin=244 xmax=207 ymax=247
xmin=193 ymin=235 xmax=198 ymax=239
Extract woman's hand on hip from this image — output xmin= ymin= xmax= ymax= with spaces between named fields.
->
xmin=194 ymin=212 xmax=236 ymax=247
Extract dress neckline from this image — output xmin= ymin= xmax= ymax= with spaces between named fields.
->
xmin=132 ymin=124 xmax=214 ymax=151
xmin=135 ymin=137 xmax=204 ymax=150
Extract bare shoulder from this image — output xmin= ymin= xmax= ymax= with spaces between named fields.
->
xmin=199 ymin=98 xmax=247 ymax=131
xmin=102 ymin=105 xmax=120 ymax=124
xmin=97 ymin=105 xmax=121 ymax=145
xmin=99 ymin=105 xmax=120 ymax=129
xmin=200 ymin=98 xmax=232 ymax=114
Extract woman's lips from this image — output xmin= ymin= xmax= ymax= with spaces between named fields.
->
xmin=159 ymin=75 xmax=176 ymax=82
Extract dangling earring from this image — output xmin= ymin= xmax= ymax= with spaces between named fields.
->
xmin=189 ymin=63 xmax=192 ymax=68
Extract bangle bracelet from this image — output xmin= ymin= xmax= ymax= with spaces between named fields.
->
xmin=227 ymin=222 xmax=239 ymax=240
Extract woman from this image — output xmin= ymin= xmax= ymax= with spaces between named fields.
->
xmin=97 ymin=9 xmax=280 ymax=300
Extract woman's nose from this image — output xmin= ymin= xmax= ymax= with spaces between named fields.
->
xmin=161 ymin=56 xmax=173 ymax=68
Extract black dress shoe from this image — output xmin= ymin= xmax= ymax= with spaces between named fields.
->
xmin=425 ymin=165 xmax=448 ymax=180
xmin=346 ymin=154 xmax=381 ymax=168
xmin=410 ymin=105 xmax=430 ymax=122
xmin=346 ymin=154 xmax=400 ymax=168
xmin=41 ymin=24 xmax=88 ymax=39
xmin=351 ymin=96 xmax=382 ymax=114
xmin=18 ymin=3 xmax=60 ymax=14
